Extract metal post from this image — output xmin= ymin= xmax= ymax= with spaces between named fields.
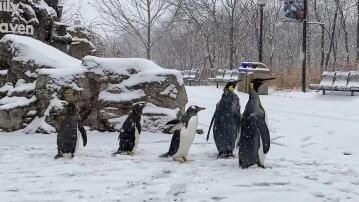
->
xmin=259 ymin=3 xmax=265 ymax=63
xmin=302 ymin=0 xmax=308 ymax=93
xmin=357 ymin=0 xmax=359 ymax=62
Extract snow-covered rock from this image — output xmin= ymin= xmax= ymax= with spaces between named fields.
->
xmin=0 ymin=0 xmax=96 ymax=59
xmin=0 ymin=34 xmax=187 ymax=133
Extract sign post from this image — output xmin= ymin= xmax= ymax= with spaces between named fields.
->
xmin=258 ymin=1 xmax=266 ymax=63
xmin=283 ymin=0 xmax=307 ymax=92
xmin=302 ymin=0 xmax=308 ymax=93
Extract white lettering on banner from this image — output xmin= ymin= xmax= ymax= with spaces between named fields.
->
xmin=0 ymin=0 xmax=34 ymax=35
xmin=0 ymin=0 xmax=13 ymax=12
xmin=0 ymin=23 xmax=34 ymax=35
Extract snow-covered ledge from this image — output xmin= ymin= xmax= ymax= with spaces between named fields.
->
xmin=0 ymin=35 xmax=187 ymax=133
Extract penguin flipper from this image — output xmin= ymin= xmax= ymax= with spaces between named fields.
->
xmin=165 ymin=119 xmax=183 ymax=134
xmin=258 ymin=119 xmax=270 ymax=154
xmin=207 ymin=109 xmax=217 ymax=141
xmin=78 ymin=125 xmax=87 ymax=147
xmin=167 ymin=130 xmax=181 ymax=156
xmin=166 ymin=119 xmax=180 ymax=125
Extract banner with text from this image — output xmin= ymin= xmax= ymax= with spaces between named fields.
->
xmin=0 ymin=0 xmax=35 ymax=36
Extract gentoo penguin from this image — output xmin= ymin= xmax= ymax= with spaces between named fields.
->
xmin=207 ymin=81 xmax=241 ymax=158
xmin=55 ymin=102 xmax=87 ymax=159
xmin=237 ymin=78 xmax=275 ymax=168
xmin=159 ymin=105 xmax=205 ymax=162
xmin=112 ymin=102 xmax=146 ymax=156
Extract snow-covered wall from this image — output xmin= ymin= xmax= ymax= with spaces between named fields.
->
xmin=0 ymin=34 xmax=187 ymax=133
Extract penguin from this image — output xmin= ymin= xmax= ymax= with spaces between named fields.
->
xmin=159 ymin=105 xmax=205 ymax=162
xmin=207 ymin=81 xmax=241 ymax=159
xmin=112 ymin=102 xmax=146 ymax=156
xmin=237 ymin=78 xmax=275 ymax=168
xmin=54 ymin=102 xmax=87 ymax=159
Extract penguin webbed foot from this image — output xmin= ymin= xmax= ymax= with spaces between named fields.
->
xmin=173 ymin=157 xmax=187 ymax=163
xmin=159 ymin=152 xmax=170 ymax=158
xmin=112 ymin=150 xmax=133 ymax=156
xmin=218 ymin=151 xmax=235 ymax=159
xmin=238 ymin=160 xmax=250 ymax=169
xmin=111 ymin=150 xmax=122 ymax=156
xmin=257 ymin=162 xmax=266 ymax=169
xmin=54 ymin=153 xmax=63 ymax=159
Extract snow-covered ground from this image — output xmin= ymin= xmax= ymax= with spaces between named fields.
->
xmin=1 ymin=86 xmax=359 ymax=202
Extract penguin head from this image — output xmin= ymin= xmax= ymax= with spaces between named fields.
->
xmin=224 ymin=81 xmax=239 ymax=92
xmin=186 ymin=105 xmax=206 ymax=116
xmin=132 ymin=102 xmax=146 ymax=115
xmin=249 ymin=78 xmax=276 ymax=92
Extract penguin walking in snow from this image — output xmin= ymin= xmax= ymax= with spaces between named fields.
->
xmin=207 ymin=81 xmax=241 ymax=158
xmin=237 ymin=78 xmax=275 ymax=168
xmin=112 ymin=102 xmax=146 ymax=156
xmin=55 ymin=102 xmax=87 ymax=159
xmin=159 ymin=105 xmax=205 ymax=162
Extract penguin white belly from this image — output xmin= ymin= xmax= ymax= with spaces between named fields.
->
xmin=173 ymin=116 xmax=198 ymax=158
xmin=132 ymin=128 xmax=140 ymax=153
xmin=258 ymin=135 xmax=265 ymax=165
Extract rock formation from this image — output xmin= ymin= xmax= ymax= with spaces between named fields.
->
xmin=0 ymin=34 xmax=187 ymax=133
xmin=0 ymin=0 xmax=96 ymax=59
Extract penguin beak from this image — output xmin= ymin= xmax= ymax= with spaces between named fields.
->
xmin=260 ymin=77 xmax=276 ymax=82
xmin=197 ymin=106 xmax=206 ymax=111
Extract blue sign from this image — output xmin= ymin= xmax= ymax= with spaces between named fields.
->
xmin=283 ymin=0 xmax=304 ymax=21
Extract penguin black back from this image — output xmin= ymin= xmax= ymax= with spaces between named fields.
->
xmin=237 ymin=78 xmax=274 ymax=168
xmin=55 ymin=102 xmax=87 ymax=159
xmin=113 ymin=102 xmax=146 ymax=155
xmin=207 ymin=81 xmax=241 ymax=158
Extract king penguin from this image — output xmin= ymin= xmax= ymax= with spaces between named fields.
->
xmin=159 ymin=105 xmax=205 ymax=162
xmin=112 ymin=102 xmax=146 ymax=156
xmin=237 ymin=78 xmax=275 ymax=168
xmin=207 ymin=81 xmax=241 ymax=158
xmin=55 ymin=102 xmax=87 ymax=159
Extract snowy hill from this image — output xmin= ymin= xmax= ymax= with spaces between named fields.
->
xmin=0 ymin=86 xmax=358 ymax=201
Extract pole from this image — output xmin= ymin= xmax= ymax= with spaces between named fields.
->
xmin=302 ymin=0 xmax=308 ymax=93
xmin=259 ymin=4 xmax=265 ymax=63
xmin=357 ymin=0 xmax=359 ymax=62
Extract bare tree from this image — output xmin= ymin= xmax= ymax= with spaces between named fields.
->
xmin=96 ymin=0 xmax=178 ymax=59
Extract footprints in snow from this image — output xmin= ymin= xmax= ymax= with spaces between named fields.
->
xmin=300 ymin=136 xmax=317 ymax=148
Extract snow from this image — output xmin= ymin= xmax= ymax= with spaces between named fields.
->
xmin=0 ymin=70 xmax=8 ymax=75
xmin=159 ymin=84 xmax=179 ymax=98
xmin=83 ymin=56 xmax=184 ymax=86
xmin=0 ymin=34 xmax=84 ymax=78
xmin=143 ymin=103 xmax=179 ymax=118
xmin=0 ymin=82 xmax=13 ymax=93
xmin=98 ymin=84 xmax=146 ymax=102
xmin=6 ymin=79 xmax=36 ymax=96
xmin=1 ymin=86 xmax=359 ymax=201
xmin=0 ymin=95 xmax=37 ymax=110
xmin=34 ymin=0 xmax=57 ymax=18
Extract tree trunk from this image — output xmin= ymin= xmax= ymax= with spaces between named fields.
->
xmin=314 ymin=0 xmax=325 ymax=72
xmin=229 ymin=3 xmax=236 ymax=70
xmin=320 ymin=25 xmax=325 ymax=72
xmin=325 ymin=1 xmax=338 ymax=70
xmin=339 ymin=2 xmax=349 ymax=64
